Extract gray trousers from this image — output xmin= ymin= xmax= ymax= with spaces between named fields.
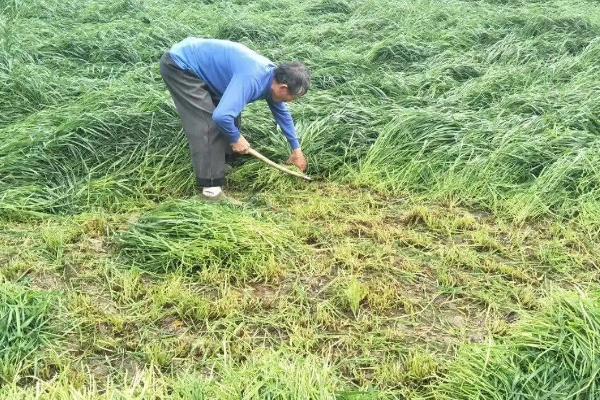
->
xmin=160 ymin=52 xmax=236 ymax=188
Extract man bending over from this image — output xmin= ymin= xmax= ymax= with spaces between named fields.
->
xmin=160 ymin=38 xmax=310 ymax=200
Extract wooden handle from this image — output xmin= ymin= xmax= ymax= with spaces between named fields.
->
xmin=247 ymin=148 xmax=312 ymax=181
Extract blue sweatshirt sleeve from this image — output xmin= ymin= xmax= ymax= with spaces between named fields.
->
xmin=212 ymin=75 xmax=256 ymax=144
xmin=267 ymin=100 xmax=300 ymax=150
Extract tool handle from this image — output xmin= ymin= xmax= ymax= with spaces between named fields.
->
xmin=247 ymin=148 xmax=312 ymax=181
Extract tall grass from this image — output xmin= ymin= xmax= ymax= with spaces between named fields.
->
xmin=0 ymin=0 xmax=599 ymax=223
xmin=0 ymin=71 xmax=192 ymax=216
xmin=434 ymin=292 xmax=600 ymax=400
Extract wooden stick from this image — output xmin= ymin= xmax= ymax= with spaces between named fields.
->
xmin=247 ymin=148 xmax=312 ymax=181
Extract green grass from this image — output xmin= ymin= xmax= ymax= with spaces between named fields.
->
xmin=434 ymin=292 xmax=600 ymax=400
xmin=1 ymin=0 xmax=600 ymax=397
xmin=116 ymin=199 xmax=303 ymax=280
xmin=2 ymin=0 xmax=599 ymax=221
xmin=2 ymin=183 xmax=599 ymax=397
xmin=0 ymin=282 xmax=62 ymax=386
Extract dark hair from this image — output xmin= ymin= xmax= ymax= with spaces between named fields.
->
xmin=274 ymin=62 xmax=311 ymax=96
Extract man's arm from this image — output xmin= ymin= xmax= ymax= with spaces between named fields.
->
xmin=212 ymin=75 xmax=255 ymax=146
xmin=267 ymin=100 xmax=307 ymax=171
xmin=267 ymin=100 xmax=301 ymax=150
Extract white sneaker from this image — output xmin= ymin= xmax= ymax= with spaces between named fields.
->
xmin=202 ymin=186 xmax=222 ymax=198
xmin=200 ymin=187 xmax=243 ymax=205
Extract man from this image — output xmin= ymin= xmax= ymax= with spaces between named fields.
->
xmin=159 ymin=37 xmax=310 ymax=200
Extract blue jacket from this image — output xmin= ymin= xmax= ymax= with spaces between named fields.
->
xmin=169 ymin=38 xmax=300 ymax=150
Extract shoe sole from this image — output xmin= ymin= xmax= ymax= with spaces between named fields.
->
xmin=199 ymin=193 xmax=243 ymax=206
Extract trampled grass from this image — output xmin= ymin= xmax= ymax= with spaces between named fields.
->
xmin=1 ymin=0 xmax=600 ymax=398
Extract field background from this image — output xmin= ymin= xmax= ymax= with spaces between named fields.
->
xmin=1 ymin=0 xmax=600 ymax=398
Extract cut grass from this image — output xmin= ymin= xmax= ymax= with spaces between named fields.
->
xmin=1 ymin=183 xmax=600 ymax=396
xmin=116 ymin=199 xmax=303 ymax=281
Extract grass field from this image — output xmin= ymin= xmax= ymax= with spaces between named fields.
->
xmin=1 ymin=0 xmax=600 ymax=398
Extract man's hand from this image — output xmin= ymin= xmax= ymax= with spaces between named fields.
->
xmin=231 ymin=136 xmax=250 ymax=154
xmin=286 ymin=149 xmax=308 ymax=172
